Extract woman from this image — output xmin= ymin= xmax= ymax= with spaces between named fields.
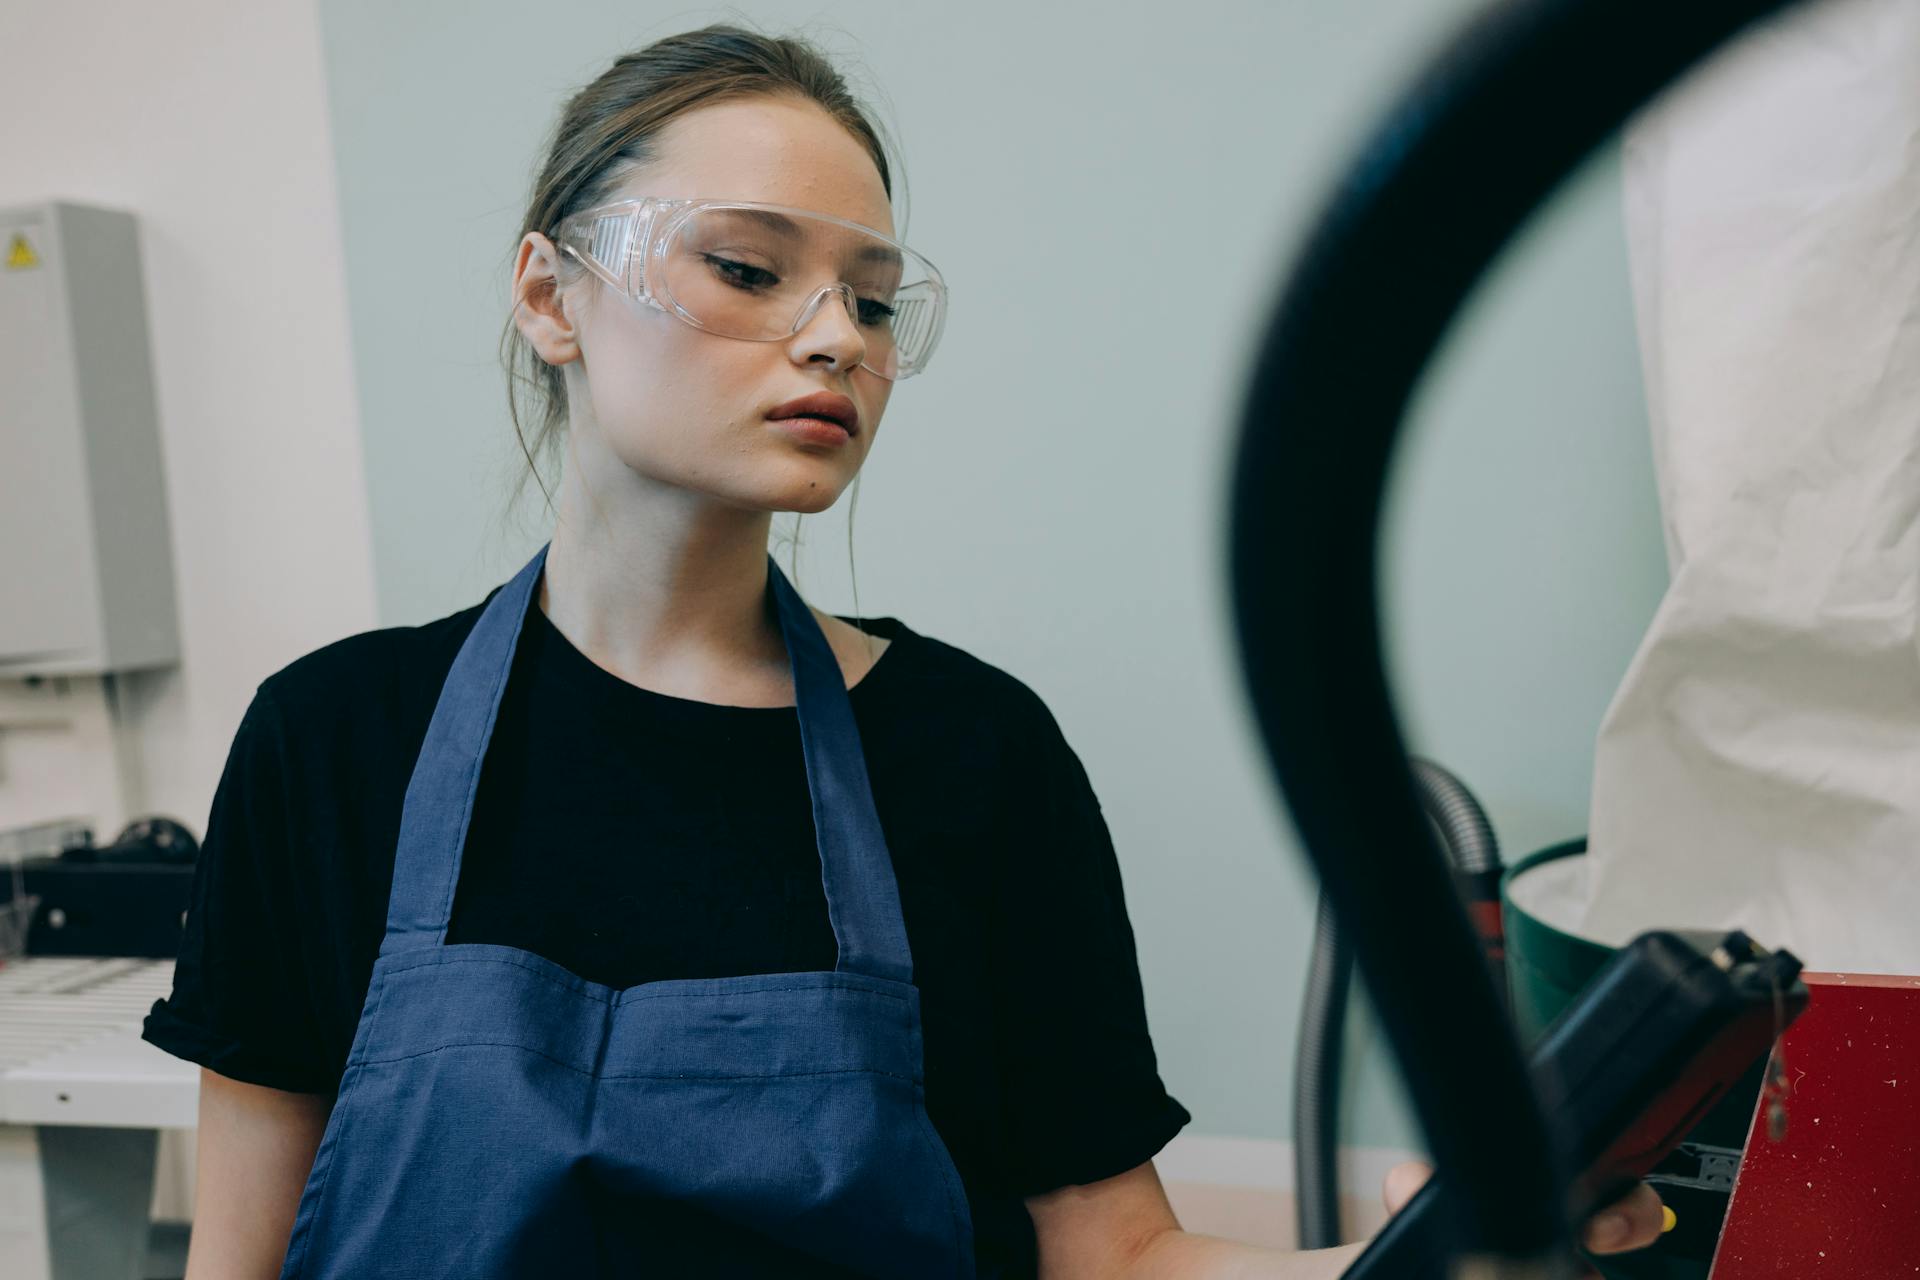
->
xmin=142 ymin=23 xmax=1666 ymax=1278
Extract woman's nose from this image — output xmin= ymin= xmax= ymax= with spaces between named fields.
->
xmin=786 ymin=283 xmax=867 ymax=371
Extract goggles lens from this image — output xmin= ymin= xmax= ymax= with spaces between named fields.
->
xmin=557 ymin=200 xmax=946 ymax=381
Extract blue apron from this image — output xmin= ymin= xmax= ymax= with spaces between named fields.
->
xmin=278 ymin=543 xmax=977 ymax=1278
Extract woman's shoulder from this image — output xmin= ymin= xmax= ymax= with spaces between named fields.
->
xmin=850 ymin=614 xmax=1065 ymax=735
xmin=251 ymin=597 xmax=490 ymax=739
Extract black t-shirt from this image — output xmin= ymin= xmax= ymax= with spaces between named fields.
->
xmin=142 ymin=581 xmax=1190 ymax=1277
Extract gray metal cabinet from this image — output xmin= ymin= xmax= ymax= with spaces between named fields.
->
xmin=0 ymin=201 xmax=178 ymax=677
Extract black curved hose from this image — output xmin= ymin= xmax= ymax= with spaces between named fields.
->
xmin=1412 ymin=760 xmax=1500 ymax=876
xmin=1293 ymin=888 xmax=1351 ymax=1249
xmin=1414 ymin=759 xmax=1509 ymax=1008
xmin=1293 ymin=759 xmax=1504 ymax=1250
xmin=1227 ymin=0 xmax=1802 ymax=1267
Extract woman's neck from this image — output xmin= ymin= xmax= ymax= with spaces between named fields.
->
xmin=537 ymin=452 xmax=793 ymax=705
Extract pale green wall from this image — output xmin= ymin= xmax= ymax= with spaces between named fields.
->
xmin=316 ymin=0 xmax=1667 ymax=1153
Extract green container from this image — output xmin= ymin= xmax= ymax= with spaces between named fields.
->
xmin=1502 ymin=839 xmax=1766 ymax=1279
xmin=1503 ymin=839 xmax=1618 ymax=1047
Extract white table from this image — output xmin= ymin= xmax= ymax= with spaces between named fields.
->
xmin=0 ymin=956 xmax=198 ymax=1280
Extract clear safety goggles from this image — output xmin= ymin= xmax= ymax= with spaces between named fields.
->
xmin=552 ymin=197 xmax=949 ymax=381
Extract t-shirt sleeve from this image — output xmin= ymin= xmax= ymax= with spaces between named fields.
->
xmin=140 ymin=684 xmax=334 ymax=1094
xmin=989 ymin=686 xmax=1192 ymax=1197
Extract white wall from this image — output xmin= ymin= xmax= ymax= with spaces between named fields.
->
xmin=0 ymin=0 xmax=378 ymax=840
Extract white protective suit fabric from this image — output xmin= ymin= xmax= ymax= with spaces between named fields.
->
xmin=1583 ymin=0 xmax=1920 ymax=975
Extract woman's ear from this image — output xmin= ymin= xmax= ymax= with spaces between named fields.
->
xmin=511 ymin=233 xmax=580 ymax=367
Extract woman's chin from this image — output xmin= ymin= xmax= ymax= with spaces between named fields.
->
xmin=775 ymin=483 xmax=849 ymax=515
xmin=755 ymin=459 xmax=856 ymax=514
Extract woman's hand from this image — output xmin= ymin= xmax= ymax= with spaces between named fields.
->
xmin=1383 ymin=1161 xmax=1670 ymax=1258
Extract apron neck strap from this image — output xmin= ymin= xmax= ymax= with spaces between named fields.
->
xmin=379 ymin=542 xmax=915 ymax=986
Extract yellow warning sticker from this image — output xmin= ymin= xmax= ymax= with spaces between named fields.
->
xmin=6 ymin=233 xmax=41 ymax=270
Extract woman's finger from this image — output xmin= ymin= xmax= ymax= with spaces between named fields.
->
xmin=1581 ymin=1182 xmax=1668 ymax=1254
xmin=1377 ymin=1165 xmax=1668 ymax=1257
xmin=1380 ymin=1160 xmax=1434 ymax=1214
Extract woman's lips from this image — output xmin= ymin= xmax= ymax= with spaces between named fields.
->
xmin=769 ymin=415 xmax=853 ymax=446
xmin=767 ymin=391 xmax=858 ymax=432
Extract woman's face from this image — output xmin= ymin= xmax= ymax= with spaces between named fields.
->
xmin=551 ymin=95 xmax=898 ymax=516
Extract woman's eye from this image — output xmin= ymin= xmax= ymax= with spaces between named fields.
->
xmin=705 ymin=254 xmax=777 ymax=289
xmin=702 ymin=252 xmax=893 ymax=325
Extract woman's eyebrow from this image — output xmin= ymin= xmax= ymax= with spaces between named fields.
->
xmin=852 ymin=244 xmax=903 ymax=269
xmin=714 ymin=207 xmax=904 ymax=269
xmin=719 ymin=206 xmax=805 ymax=238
